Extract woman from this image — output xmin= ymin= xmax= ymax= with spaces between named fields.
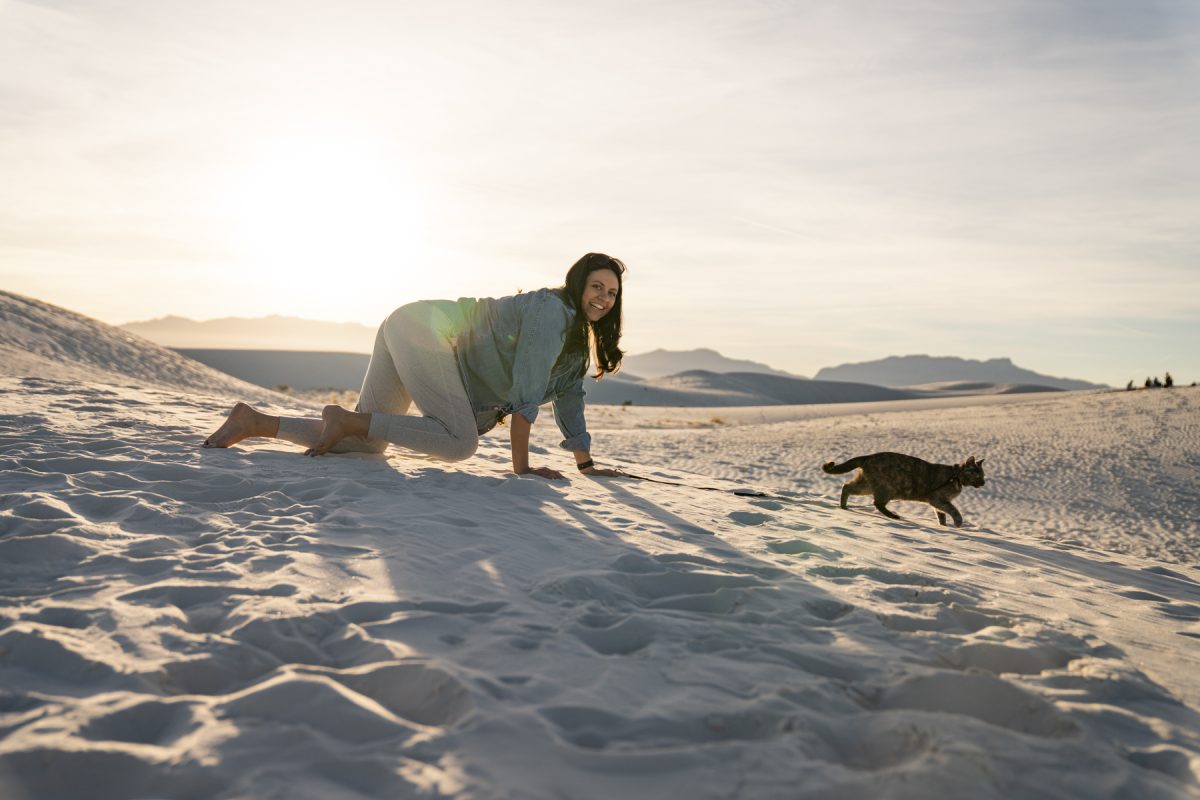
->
xmin=203 ymin=253 xmax=627 ymax=480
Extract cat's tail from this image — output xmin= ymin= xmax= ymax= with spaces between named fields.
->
xmin=822 ymin=457 xmax=864 ymax=475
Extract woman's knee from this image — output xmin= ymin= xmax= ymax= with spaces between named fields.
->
xmin=440 ymin=435 xmax=479 ymax=463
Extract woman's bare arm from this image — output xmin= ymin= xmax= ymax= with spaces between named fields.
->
xmin=509 ymin=413 xmax=564 ymax=479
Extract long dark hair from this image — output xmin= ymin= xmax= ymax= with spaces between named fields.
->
xmin=558 ymin=252 xmax=625 ymax=379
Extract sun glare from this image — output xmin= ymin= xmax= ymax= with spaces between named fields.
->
xmin=228 ymin=134 xmax=428 ymax=312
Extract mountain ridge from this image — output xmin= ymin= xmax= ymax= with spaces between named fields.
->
xmin=119 ymin=315 xmax=1105 ymax=392
xmin=619 ymin=348 xmax=803 ymax=379
xmin=815 ymin=354 xmax=1106 ymax=391
xmin=121 ymin=315 xmax=377 ymax=353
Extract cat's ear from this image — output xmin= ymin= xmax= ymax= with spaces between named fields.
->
xmin=965 ymin=456 xmax=976 ymax=465
xmin=977 ymin=457 xmax=984 ymax=466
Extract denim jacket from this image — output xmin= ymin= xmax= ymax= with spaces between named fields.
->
xmin=452 ymin=288 xmax=592 ymax=452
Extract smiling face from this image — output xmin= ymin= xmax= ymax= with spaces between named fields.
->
xmin=581 ymin=268 xmax=620 ymax=323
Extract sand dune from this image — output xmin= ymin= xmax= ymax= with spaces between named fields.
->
xmin=584 ymin=371 xmax=998 ymax=407
xmin=1 ymin=291 xmax=279 ymax=404
xmin=656 ymin=373 xmax=1069 ymax=403
xmin=2 ymin=292 xmax=1199 ymax=798
xmin=647 ymin=370 xmax=916 ymax=404
xmin=902 ymin=380 xmax=1066 ymax=395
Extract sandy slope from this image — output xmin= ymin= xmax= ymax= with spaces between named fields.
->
xmin=591 ymin=388 xmax=1200 ymax=564
xmin=0 ymin=291 xmax=280 ymax=403
xmin=2 ymin=293 xmax=1200 ymax=799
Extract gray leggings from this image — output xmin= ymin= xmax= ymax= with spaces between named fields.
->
xmin=277 ymin=301 xmax=479 ymax=461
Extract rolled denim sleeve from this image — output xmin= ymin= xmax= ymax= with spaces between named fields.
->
xmin=510 ymin=293 xmax=571 ymax=424
xmin=552 ymin=378 xmax=592 ymax=452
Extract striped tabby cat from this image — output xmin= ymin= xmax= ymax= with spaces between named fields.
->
xmin=822 ymin=452 xmax=986 ymax=526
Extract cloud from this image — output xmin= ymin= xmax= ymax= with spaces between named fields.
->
xmin=1 ymin=0 xmax=1197 ymax=384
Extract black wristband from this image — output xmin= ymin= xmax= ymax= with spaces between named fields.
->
xmin=577 ymin=459 xmax=595 ymax=472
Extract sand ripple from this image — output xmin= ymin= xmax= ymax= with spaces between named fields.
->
xmin=2 ymin=379 xmax=1199 ymax=797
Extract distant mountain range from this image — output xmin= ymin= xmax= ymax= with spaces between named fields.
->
xmin=127 ymin=315 xmax=1106 ymax=400
xmin=174 ymin=349 xmax=370 ymax=391
xmin=619 ymin=349 xmax=802 ymax=380
xmin=169 ymin=349 xmax=1074 ymax=407
xmin=123 ymin=318 xmax=802 ymax=378
xmin=814 ymin=355 xmax=1106 ymax=391
xmin=122 ymin=315 xmax=376 ymax=353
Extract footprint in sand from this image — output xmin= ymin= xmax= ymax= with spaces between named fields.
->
xmin=728 ymin=511 xmax=773 ymax=526
xmin=877 ymin=604 xmax=1015 ymax=634
xmin=158 ymin=640 xmax=281 ymax=696
xmin=21 ymin=605 xmax=102 ymax=630
xmin=0 ymin=627 xmax=146 ymax=693
xmin=157 ymin=599 xmax=479 ymax=699
xmin=229 ymin=614 xmax=399 ymax=667
xmin=874 ymin=586 xmax=977 ymax=606
xmin=861 ymin=671 xmax=1077 ymax=738
xmin=807 ymin=565 xmax=945 ymax=587
xmin=801 ymin=598 xmax=857 ymax=622
xmin=533 ymin=561 xmax=770 ymax=617
xmin=313 ymin=660 xmax=474 ymax=726
xmin=246 ymin=554 xmax=295 ymax=573
xmin=767 ymin=539 xmax=842 ymax=560
xmin=0 ymin=533 xmax=97 ymax=565
xmin=940 ymin=639 xmax=1075 ymax=676
xmin=351 ymin=599 xmax=508 ymax=654
xmin=626 ymin=570 xmax=765 ymax=603
xmin=537 ymin=704 xmax=785 ymax=750
xmin=1127 ymin=746 xmax=1198 ymax=783
xmin=814 ymin=567 xmax=1020 ymax=635
xmin=610 ymin=552 xmax=664 ymax=574
xmin=118 ymin=582 xmax=298 ymax=612
xmin=571 ymin=614 xmax=655 ymax=656
xmin=217 ymin=673 xmax=416 ymax=744
xmin=80 ymin=698 xmax=200 ymax=746
xmin=8 ymin=496 xmax=76 ymax=521
xmin=823 ymin=714 xmax=939 ymax=772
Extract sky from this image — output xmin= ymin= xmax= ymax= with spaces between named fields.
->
xmin=2 ymin=0 xmax=1198 ymax=385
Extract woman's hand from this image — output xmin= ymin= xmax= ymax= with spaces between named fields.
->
xmin=521 ymin=466 xmax=566 ymax=480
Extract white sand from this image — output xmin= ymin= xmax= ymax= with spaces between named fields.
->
xmin=2 ymin=291 xmax=1199 ymax=799
xmin=589 ymin=388 xmax=1200 ymax=563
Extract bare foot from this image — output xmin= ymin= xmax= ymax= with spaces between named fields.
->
xmin=305 ymin=405 xmax=371 ymax=456
xmin=202 ymin=402 xmax=276 ymax=448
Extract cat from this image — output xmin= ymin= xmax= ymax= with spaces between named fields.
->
xmin=822 ymin=452 xmax=985 ymax=526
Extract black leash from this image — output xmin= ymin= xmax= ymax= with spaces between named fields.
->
xmin=617 ymin=469 xmax=770 ymax=498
